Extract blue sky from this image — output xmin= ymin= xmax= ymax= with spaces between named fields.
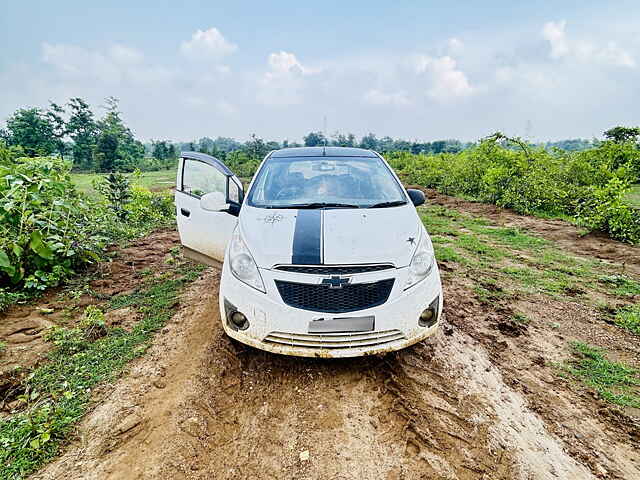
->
xmin=2 ymin=1 xmax=639 ymax=142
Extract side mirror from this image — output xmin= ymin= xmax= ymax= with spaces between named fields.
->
xmin=200 ymin=191 xmax=229 ymax=212
xmin=406 ymin=189 xmax=425 ymax=207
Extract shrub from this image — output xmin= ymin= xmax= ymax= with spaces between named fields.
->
xmin=387 ymin=135 xmax=640 ymax=244
xmin=0 ymin=156 xmax=175 ymax=306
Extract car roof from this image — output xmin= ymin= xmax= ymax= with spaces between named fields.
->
xmin=270 ymin=146 xmax=378 ymax=158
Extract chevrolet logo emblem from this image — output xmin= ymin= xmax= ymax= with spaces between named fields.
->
xmin=321 ymin=275 xmax=350 ymax=289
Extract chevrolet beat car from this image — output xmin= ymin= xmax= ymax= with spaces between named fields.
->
xmin=175 ymin=146 xmax=442 ymax=357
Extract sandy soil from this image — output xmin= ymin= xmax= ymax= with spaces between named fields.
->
xmin=2 ymin=197 xmax=638 ymax=480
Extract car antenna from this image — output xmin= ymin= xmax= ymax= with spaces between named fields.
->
xmin=323 ymin=115 xmax=327 ymax=156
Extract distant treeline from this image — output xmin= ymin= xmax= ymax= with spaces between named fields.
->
xmin=0 ymin=97 xmax=635 ymax=174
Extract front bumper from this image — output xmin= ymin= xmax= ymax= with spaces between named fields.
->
xmin=218 ymin=261 xmax=443 ymax=358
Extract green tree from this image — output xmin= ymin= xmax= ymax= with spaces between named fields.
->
xmin=96 ymin=97 xmax=144 ymax=172
xmin=152 ymin=140 xmax=169 ymax=160
xmin=604 ymin=126 xmax=640 ymax=144
xmin=5 ymin=108 xmax=56 ymax=156
xmin=46 ymin=102 xmax=67 ymax=159
xmin=359 ymin=133 xmax=378 ymax=150
xmin=331 ymin=132 xmax=356 ymax=147
xmin=244 ymin=134 xmax=269 ymax=160
xmin=304 ymin=131 xmax=327 ymax=147
xmin=95 ymin=131 xmax=119 ymax=172
xmin=66 ymin=97 xmax=97 ymax=170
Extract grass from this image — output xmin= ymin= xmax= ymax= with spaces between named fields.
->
xmin=419 ymin=205 xmax=638 ymax=300
xmin=561 ymin=342 xmax=640 ymax=408
xmin=598 ymin=275 xmax=640 ymax=297
xmin=72 ymin=169 xmax=177 ymax=197
xmin=614 ymin=305 xmax=640 ymax=334
xmin=512 ymin=313 xmax=530 ymax=324
xmin=0 ymin=261 xmax=205 ymax=479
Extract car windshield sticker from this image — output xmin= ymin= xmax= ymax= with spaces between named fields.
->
xmin=292 ymin=210 xmax=322 ymax=265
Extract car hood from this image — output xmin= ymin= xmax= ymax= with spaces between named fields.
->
xmin=238 ymin=205 xmax=422 ymax=268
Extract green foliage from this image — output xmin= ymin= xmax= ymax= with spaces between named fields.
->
xmin=614 ymin=305 xmax=640 ymax=334
xmin=0 ymin=156 xmax=175 ymax=308
xmin=0 ymin=156 xmax=98 ymax=290
xmin=304 ymin=131 xmax=328 ymax=146
xmin=0 ymin=141 xmax=25 ymax=165
xmin=95 ymin=172 xmax=132 ymax=220
xmin=224 ymin=150 xmax=261 ymax=178
xmin=389 ymin=134 xmax=640 ymax=243
xmin=598 ymin=274 xmax=640 ymax=297
xmin=575 ymin=178 xmax=640 ymax=243
xmin=603 ymin=126 xmax=640 ymax=144
xmin=5 ymin=108 xmax=56 ymax=157
xmin=66 ymin=97 xmax=97 ymax=170
xmin=561 ymin=342 xmax=640 ymax=408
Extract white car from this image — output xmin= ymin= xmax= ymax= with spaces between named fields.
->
xmin=175 ymin=147 xmax=442 ymax=358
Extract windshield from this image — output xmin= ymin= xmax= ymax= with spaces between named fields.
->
xmin=247 ymin=156 xmax=407 ymax=208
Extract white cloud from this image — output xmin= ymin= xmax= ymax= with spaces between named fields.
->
xmin=109 ymin=44 xmax=143 ymax=65
xmin=4 ymin=16 xmax=639 ymax=143
xmin=266 ymin=51 xmax=317 ymax=76
xmin=363 ymin=89 xmax=410 ymax=107
xmin=415 ymin=55 xmax=474 ymax=101
xmin=257 ymin=51 xmax=320 ymax=106
xmin=180 ymin=28 xmax=237 ymax=60
xmin=447 ymin=37 xmax=464 ymax=54
xmin=542 ymin=20 xmax=635 ymax=68
xmin=41 ymin=42 xmax=174 ymax=87
xmin=42 ymin=43 xmax=125 ymax=83
xmin=598 ymin=41 xmax=636 ymax=68
xmin=542 ymin=20 xmax=569 ymax=59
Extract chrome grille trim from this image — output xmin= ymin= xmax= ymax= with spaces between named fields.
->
xmin=274 ymin=264 xmax=394 ymax=275
xmin=263 ymin=329 xmax=406 ymax=349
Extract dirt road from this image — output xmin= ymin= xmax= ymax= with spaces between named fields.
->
xmin=18 ymin=195 xmax=640 ymax=479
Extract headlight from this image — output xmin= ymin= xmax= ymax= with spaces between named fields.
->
xmin=229 ymin=227 xmax=265 ymax=293
xmin=405 ymin=232 xmax=435 ymax=290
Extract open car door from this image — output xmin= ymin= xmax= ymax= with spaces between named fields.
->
xmin=175 ymin=152 xmax=244 ymax=267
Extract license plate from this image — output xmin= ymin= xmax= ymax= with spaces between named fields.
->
xmin=308 ymin=316 xmax=375 ymax=333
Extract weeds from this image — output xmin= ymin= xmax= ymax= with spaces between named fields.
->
xmin=0 ymin=262 xmax=205 ymax=479
xmin=614 ymin=305 xmax=640 ymax=334
xmin=512 ymin=313 xmax=530 ymax=324
xmin=561 ymin=342 xmax=640 ymax=408
xmin=433 ymin=245 xmax=464 ymax=263
xmin=421 ymin=205 xmax=638 ymax=301
xmin=598 ymin=275 xmax=640 ymax=297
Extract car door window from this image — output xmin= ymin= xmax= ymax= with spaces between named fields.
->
xmin=182 ymin=159 xmax=227 ymax=198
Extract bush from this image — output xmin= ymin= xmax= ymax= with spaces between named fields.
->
xmin=387 ymin=136 xmax=640 ymax=244
xmin=0 ymin=156 xmax=175 ymax=304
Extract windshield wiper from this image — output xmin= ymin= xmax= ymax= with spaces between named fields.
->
xmin=278 ymin=202 xmax=361 ymax=209
xmin=368 ymin=200 xmax=407 ymax=208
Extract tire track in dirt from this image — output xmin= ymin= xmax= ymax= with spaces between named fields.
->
xmin=443 ymin=280 xmax=640 ymax=479
xmin=34 ymin=268 xmax=600 ymax=480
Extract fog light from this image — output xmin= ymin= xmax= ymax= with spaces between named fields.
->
xmin=420 ymin=309 xmax=434 ymax=322
xmin=419 ymin=296 xmax=440 ymax=328
xmin=230 ymin=311 xmax=249 ymax=330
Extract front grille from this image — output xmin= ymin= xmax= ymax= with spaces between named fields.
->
xmin=264 ymin=329 xmax=405 ymax=349
xmin=275 ymin=264 xmax=394 ymax=275
xmin=275 ymin=278 xmax=395 ymax=313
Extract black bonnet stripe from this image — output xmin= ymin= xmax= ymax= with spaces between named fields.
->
xmin=292 ymin=210 xmax=322 ymax=264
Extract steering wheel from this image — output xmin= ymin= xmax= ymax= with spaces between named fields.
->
xmin=275 ymin=186 xmax=302 ymax=200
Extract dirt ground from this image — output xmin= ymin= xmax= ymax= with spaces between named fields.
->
xmin=3 ymin=195 xmax=639 ymax=480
